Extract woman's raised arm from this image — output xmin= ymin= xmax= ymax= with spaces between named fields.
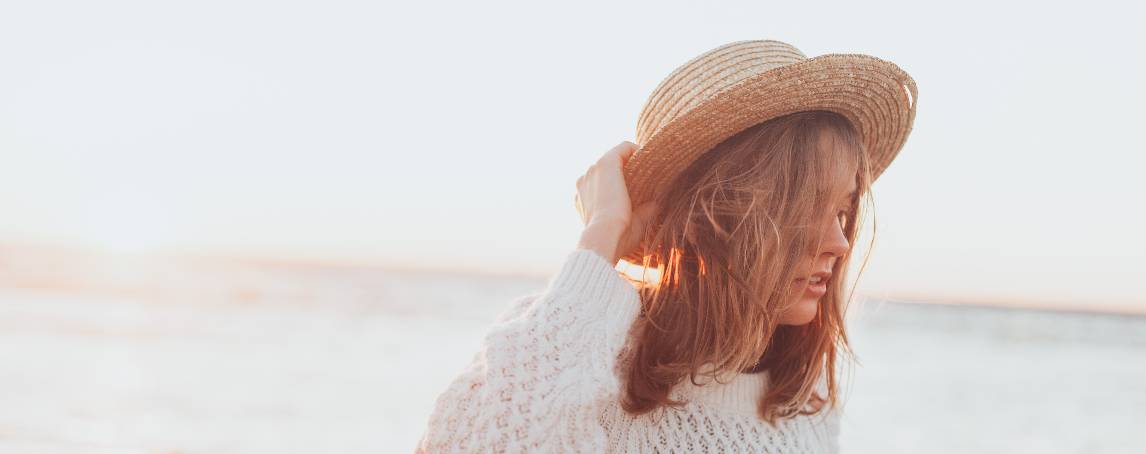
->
xmin=416 ymin=141 xmax=657 ymax=452
xmin=415 ymin=247 xmax=642 ymax=452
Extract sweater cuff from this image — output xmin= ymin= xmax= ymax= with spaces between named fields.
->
xmin=546 ymin=248 xmax=642 ymax=323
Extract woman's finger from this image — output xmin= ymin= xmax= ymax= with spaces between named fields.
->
xmin=616 ymin=141 xmax=637 ymax=161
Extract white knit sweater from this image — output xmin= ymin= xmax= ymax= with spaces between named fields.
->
xmin=416 ymin=248 xmax=841 ymax=453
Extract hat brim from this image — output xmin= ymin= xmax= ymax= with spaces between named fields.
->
xmin=620 ymin=53 xmax=918 ymax=266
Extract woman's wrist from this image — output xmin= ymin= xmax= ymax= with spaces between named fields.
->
xmin=576 ymin=219 xmax=626 ymax=265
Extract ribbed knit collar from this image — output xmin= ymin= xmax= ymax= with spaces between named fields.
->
xmin=670 ymin=367 xmax=770 ymax=418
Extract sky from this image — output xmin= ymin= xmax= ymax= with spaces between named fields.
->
xmin=1 ymin=0 xmax=1143 ymax=310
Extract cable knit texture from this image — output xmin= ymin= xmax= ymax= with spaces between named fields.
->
xmin=416 ymin=248 xmax=840 ymax=453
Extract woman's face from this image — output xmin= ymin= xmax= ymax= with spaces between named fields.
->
xmin=778 ymin=178 xmax=857 ymax=325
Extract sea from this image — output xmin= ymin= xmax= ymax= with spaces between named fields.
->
xmin=0 ymin=250 xmax=1143 ymax=453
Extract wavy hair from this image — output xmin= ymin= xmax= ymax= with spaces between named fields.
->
xmin=619 ymin=110 xmax=875 ymax=427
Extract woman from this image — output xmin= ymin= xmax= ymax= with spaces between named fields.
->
xmin=417 ymin=40 xmax=917 ymax=452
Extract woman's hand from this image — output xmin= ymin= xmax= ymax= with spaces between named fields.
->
xmin=574 ymin=141 xmax=658 ymax=264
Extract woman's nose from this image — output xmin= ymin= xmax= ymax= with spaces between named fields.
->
xmin=819 ymin=218 xmax=850 ymax=259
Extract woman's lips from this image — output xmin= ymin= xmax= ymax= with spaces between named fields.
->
xmin=794 ymin=278 xmax=827 ymax=297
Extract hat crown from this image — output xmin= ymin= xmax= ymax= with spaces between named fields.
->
xmin=636 ymin=40 xmax=808 ymax=145
xmin=620 ymin=39 xmax=918 ymax=265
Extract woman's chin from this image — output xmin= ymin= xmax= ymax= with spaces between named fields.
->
xmin=779 ymin=298 xmax=819 ymax=325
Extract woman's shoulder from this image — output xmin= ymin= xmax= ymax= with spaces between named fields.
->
xmin=494 ymin=292 xmax=543 ymax=324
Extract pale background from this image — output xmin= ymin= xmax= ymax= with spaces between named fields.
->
xmin=3 ymin=0 xmax=1143 ymax=310
xmin=1 ymin=0 xmax=1144 ymax=453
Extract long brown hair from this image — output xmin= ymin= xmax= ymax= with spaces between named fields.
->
xmin=619 ymin=110 xmax=875 ymax=427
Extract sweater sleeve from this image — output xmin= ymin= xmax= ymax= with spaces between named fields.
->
xmin=415 ymin=248 xmax=642 ymax=453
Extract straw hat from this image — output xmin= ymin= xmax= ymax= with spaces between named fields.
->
xmin=620 ymin=39 xmax=918 ymax=265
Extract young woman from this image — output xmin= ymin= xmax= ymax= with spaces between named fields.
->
xmin=417 ymin=40 xmax=917 ymax=453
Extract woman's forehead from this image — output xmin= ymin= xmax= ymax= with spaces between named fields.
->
xmin=815 ymin=129 xmax=861 ymax=198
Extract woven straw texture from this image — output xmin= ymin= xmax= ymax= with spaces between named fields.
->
xmin=621 ymin=40 xmax=918 ymax=265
